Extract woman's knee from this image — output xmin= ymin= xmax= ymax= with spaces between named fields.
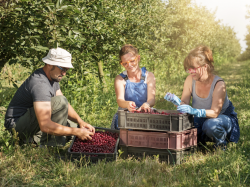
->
xmin=202 ymin=118 xmax=221 ymax=137
xmin=203 ymin=115 xmax=232 ymax=134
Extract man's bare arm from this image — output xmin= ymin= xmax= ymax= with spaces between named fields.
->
xmin=33 ymin=101 xmax=94 ymax=140
xmin=56 ymin=89 xmax=95 ymax=133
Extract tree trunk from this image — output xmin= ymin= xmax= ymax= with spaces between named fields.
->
xmin=98 ymin=61 xmax=107 ymax=92
xmin=0 ymin=59 xmax=7 ymax=73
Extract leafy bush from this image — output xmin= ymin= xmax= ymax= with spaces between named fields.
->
xmin=1 ymin=0 xmax=241 ymax=73
xmin=0 ymin=0 xmax=242 ymax=130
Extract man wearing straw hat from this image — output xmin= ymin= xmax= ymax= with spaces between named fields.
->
xmin=4 ymin=48 xmax=95 ymax=147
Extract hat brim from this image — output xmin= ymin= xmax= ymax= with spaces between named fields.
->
xmin=42 ymin=57 xmax=74 ymax=68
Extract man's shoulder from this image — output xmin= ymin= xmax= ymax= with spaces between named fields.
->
xmin=21 ymin=68 xmax=49 ymax=90
xmin=23 ymin=68 xmax=59 ymax=93
xmin=32 ymin=68 xmax=46 ymax=79
xmin=29 ymin=68 xmax=48 ymax=83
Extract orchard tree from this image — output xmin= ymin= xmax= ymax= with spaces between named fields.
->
xmin=238 ymin=5 xmax=250 ymax=61
xmin=1 ymin=0 xmax=241 ymax=78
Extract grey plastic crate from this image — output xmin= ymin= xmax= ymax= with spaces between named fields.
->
xmin=118 ymin=109 xmax=193 ymax=132
xmin=119 ymin=145 xmax=197 ymax=165
xmin=68 ymin=127 xmax=120 ymax=163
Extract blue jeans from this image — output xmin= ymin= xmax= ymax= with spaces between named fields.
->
xmin=194 ymin=114 xmax=232 ymax=146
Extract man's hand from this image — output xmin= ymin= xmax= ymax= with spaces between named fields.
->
xmin=76 ymin=128 xmax=95 ymax=141
xmin=79 ymin=122 xmax=95 ymax=133
xmin=66 ymin=101 xmax=95 ymax=134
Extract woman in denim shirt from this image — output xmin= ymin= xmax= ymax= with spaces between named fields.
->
xmin=111 ymin=44 xmax=156 ymax=129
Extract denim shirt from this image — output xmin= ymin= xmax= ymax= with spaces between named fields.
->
xmin=119 ymin=67 xmax=148 ymax=108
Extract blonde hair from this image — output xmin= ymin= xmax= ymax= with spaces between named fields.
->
xmin=119 ymin=44 xmax=139 ymax=61
xmin=184 ymin=45 xmax=214 ymax=74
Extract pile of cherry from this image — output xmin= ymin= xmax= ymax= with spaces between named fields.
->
xmin=131 ymin=110 xmax=182 ymax=115
xmin=71 ymin=131 xmax=119 ymax=154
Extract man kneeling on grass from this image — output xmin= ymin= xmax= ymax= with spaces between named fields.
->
xmin=4 ymin=47 xmax=95 ymax=147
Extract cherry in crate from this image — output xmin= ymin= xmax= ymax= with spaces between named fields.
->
xmin=131 ymin=109 xmax=182 ymax=115
xmin=71 ymin=131 xmax=119 ymax=153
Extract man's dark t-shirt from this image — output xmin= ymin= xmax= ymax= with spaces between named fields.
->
xmin=4 ymin=68 xmax=60 ymax=128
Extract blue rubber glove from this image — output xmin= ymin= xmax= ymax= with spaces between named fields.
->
xmin=164 ymin=92 xmax=181 ymax=106
xmin=177 ymin=105 xmax=206 ymax=117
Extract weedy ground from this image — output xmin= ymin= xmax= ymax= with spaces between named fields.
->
xmin=0 ymin=60 xmax=250 ymax=186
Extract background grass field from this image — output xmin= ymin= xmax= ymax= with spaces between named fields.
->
xmin=0 ymin=59 xmax=250 ymax=186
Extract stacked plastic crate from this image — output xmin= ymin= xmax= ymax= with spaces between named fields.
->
xmin=118 ymin=109 xmax=197 ymax=165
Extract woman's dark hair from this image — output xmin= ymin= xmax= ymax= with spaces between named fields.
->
xmin=119 ymin=44 xmax=139 ymax=61
xmin=184 ymin=45 xmax=215 ymax=74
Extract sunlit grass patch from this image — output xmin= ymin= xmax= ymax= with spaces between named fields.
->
xmin=0 ymin=64 xmax=31 ymax=109
xmin=0 ymin=61 xmax=250 ymax=186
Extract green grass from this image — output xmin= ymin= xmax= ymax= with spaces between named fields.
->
xmin=1 ymin=60 xmax=250 ymax=186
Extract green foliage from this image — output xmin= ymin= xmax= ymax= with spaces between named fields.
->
xmin=0 ymin=64 xmax=30 ymax=108
xmin=0 ymin=128 xmax=13 ymax=152
xmin=239 ymin=25 xmax=250 ymax=61
xmin=60 ymin=72 xmax=118 ymax=127
xmin=238 ymin=5 xmax=250 ymax=61
xmin=0 ymin=128 xmax=19 ymax=153
xmin=1 ymin=0 xmax=241 ymax=80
